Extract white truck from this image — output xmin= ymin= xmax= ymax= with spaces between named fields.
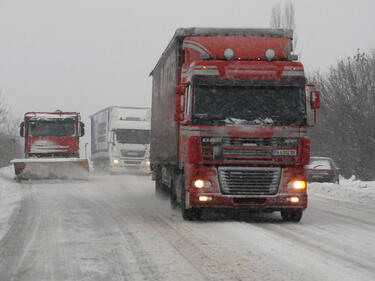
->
xmin=90 ymin=106 xmax=151 ymax=173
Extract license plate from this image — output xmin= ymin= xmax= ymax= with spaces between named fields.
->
xmin=271 ymin=149 xmax=297 ymax=156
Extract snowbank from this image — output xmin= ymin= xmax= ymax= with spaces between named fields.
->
xmin=308 ymin=175 xmax=375 ymax=207
xmin=0 ymin=166 xmax=22 ymax=240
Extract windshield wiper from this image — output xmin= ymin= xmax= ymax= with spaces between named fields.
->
xmin=193 ymin=114 xmax=227 ymax=124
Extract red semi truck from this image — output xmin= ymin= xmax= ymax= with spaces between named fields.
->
xmin=11 ymin=111 xmax=89 ymax=179
xmin=150 ymin=28 xmax=320 ymax=221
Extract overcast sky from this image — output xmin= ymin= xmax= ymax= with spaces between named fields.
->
xmin=1 ymin=0 xmax=375 ymax=128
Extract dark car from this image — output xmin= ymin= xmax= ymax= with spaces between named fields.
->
xmin=306 ymin=157 xmax=340 ymax=184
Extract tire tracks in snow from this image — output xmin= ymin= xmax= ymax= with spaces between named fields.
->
xmin=0 ymin=182 xmax=84 ymax=281
xmin=0 ymin=184 xmax=41 ymax=281
xmin=144 ymin=207 xmax=268 ymax=281
xmin=68 ymin=185 xmax=161 ymax=281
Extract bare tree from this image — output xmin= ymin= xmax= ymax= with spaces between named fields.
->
xmin=282 ymin=2 xmax=295 ymax=30
xmin=0 ymin=92 xmax=10 ymax=129
xmin=0 ymin=92 xmax=23 ymax=166
xmin=308 ymin=49 xmax=375 ymax=180
xmin=270 ymin=3 xmax=282 ymax=29
xmin=269 ymin=2 xmax=297 ymax=50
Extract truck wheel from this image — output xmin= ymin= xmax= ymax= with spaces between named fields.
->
xmin=170 ymin=173 xmax=179 ymax=209
xmin=281 ymin=209 xmax=303 ymax=222
xmin=181 ymin=183 xmax=201 ymax=221
xmin=155 ymin=169 xmax=164 ymax=197
xmin=170 ymin=189 xmax=178 ymax=209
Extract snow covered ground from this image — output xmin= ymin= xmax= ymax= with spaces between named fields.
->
xmin=308 ymin=175 xmax=375 ymax=206
xmin=0 ymin=166 xmax=374 ymax=281
xmin=0 ymin=166 xmax=22 ymax=241
xmin=2 ymin=166 xmax=374 ymax=233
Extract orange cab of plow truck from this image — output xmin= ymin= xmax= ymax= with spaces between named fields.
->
xmin=11 ymin=110 xmax=89 ymax=180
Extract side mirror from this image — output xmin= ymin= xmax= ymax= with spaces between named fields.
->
xmin=174 ymin=89 xmax=184 ymax=121
xmin=109 ymin=130 xmax=116 ymax=145
xmin=311 ymin=90 xmax=321 ymax=109
xmin=20 ymin=122 xmax=24 ymax=137
xmin=306 ymin=84 xmax=320 ymax=127
xmin=80 ymin=122 xmax=85 ymax=137
xmin=175 ymin=85 xmax=186 ymax=95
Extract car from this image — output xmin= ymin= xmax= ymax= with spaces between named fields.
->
xmin=306 ymin=156 xmax=340 ymax=184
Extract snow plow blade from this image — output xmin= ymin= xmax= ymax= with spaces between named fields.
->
xmin=11 ymin=158 xmax=89 ymax=180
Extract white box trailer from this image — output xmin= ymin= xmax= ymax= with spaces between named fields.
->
xmin=90 ymin=106 xmax=151 ymax=173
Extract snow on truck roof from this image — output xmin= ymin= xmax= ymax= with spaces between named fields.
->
xmin=151 ymin=27 xmax=293 ymax=75
xmin=90 ymin=106 xmax=150 ymax=118
xmin=25 ymin=112 xmax=80 ymax=120
xmin=173 ymin=27 xmax=293 ymax=38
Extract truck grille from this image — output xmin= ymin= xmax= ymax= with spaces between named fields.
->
xmin=121 ymin=150 xmax=145 ymax=158
xmin=223 ymin=148 xmax=270 ymax=156
xmin=30 ymin=144 xmax=69 ymax=153
xmin=202 ymin=137 xmax=298 ymax=147
xmin=202 ymin=137 xmax=298 ymax=163
xmin=218 ymin=167 xmax=281 ymax=195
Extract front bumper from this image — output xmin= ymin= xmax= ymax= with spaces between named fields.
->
xmin=189 ymin=192 xmax=307 ymax=210
xmin=186 ymin=165 xmax=308 ymax=210
xmin=110 ymin=159 xmax=151 ymax=173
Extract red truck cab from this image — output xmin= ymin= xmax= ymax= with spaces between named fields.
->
xmin=11 ymin=111 xmax=89 ymax=180
xmin=150 ymin=28 xmax=320 ymax=221
xmin=20 ymin=111 xmax=85 ymax=158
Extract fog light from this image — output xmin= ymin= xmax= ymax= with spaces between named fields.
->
xmin=113 ymin=159 xmax=119 ymax=164
xmin=193 ymin=179 xmax=211 ymax=188
xmin=224 ymin=48 xmax=234 ymax=60
xmin=289 ymin=197 xmax=300 ymax=203
xmin=265 ymin=48 xmax=276 ymax=61
xmin=292 ymin=180 xmax=306 ymax=190
xmin=199 ymin=196 xmax=212 ymax=202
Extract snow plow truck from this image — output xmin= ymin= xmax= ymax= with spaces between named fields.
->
xmin=150 ymin=28 xmax=320 ymax=222
xmin=11 ymin=111 xmax=89 ymax=180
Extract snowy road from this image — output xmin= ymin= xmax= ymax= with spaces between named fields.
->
xmin=0 ymin=172 xmax=374 ymax=281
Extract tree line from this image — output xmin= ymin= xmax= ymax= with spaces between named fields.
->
xmin=0 ymin=93 xmax=22 ymax=167
xmin=270 ymin=2 xmax=375 ymax=180
xmin=309 ymin=50 xmax=375 ymax=180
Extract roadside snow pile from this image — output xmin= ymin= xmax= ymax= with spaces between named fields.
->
xmin=308 ymin=175 xmax=375 ymax=206
xmin=0 ymin=165 xmax=22 ymax=239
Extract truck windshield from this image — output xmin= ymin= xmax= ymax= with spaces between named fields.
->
xmin=192 ymin=85 xmax=306 ymax=126
xmin=115 ymin=129 xmax=150 ymax=144
xmin=29 ymin=119 xmax=76 ymax=137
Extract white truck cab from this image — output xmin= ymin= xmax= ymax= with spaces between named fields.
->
xmin=91 ymin=106 xmax=150 ymax=174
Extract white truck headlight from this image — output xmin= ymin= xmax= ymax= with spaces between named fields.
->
xmin=193 ymin=179 xmax=211 ymax=188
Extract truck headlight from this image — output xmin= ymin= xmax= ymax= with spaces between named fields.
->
xmin=193 ymin=179 xmax=211 ymax=188
xmin=113 ymin=159 xmax=119 ymax=164
xmin=292 ymin=180 xmax=306 ymax=190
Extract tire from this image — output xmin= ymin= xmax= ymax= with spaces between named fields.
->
xmin=180 ymin=175 xmax=201 ymax=221
xmin=155 ymin=167 xmax=165 ymax=197
xmin=155 ymin=176 xmax=163 ymax=197
xmin=170 ymin=174 xmax=178 ymax=209
xmin=281 ymin=209 xmax=303 ymax=222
